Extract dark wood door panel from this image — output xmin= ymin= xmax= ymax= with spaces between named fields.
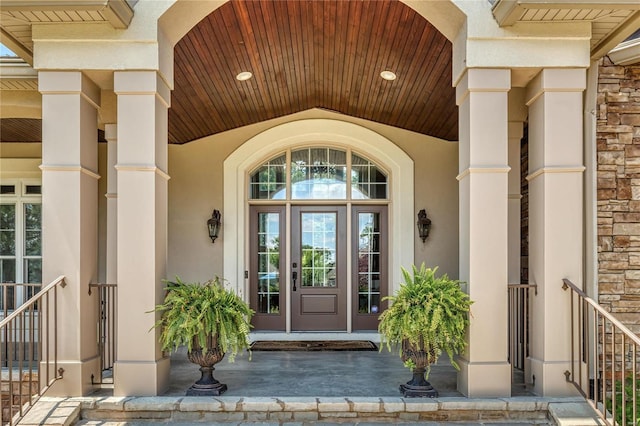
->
xmin=291 ymin=205 xmax=347 ymax=331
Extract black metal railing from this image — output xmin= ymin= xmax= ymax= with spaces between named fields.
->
xmin=508 ymin=283 xmax=536 ymax=388
xmin=1 ymin=283 xmax=43 ymax=367
xmin=89 ymin=283 xmax=117 ymax=385
xmin=563 ymin=278 xmax=639 ymax=426
xmin=0 ymin=276 xmax=65 ymax=426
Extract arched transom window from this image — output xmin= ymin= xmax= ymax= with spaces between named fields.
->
xmin=249 ymin=147 xmax=388 ymax=200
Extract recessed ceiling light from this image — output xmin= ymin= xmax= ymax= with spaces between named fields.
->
xmin=380 ymin=70 xmax=396 ymax=81
xmin=236 ymin=71 xmax=253 ymax=81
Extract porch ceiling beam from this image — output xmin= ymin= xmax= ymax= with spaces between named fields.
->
xmin=0 ymin=0 xmax=134 ymax=29
xmin=492 ymin=0 xmax=640 ymax=26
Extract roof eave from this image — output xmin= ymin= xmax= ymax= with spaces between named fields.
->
xmin=0 ymin=0 xmax=134 ymax=29
xmin=608 ymin=35 xmax=640 ymax=65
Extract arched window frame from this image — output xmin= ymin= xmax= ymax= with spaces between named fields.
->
xmin=248 ymin=146 xmax=389 ymax=202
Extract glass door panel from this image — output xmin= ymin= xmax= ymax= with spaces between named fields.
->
xmin=250 ymin=206 xmax=285 ymax=330
xmin=300 ymin=212 xmax=337 ymax=288
xmin=292 ymin=206 xmax=346 ymax=331
xmin=352 ymin=206 xmax=388 ymax=330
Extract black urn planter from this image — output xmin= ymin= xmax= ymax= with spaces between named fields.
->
xmin=185 ymin=343 xmax=227 ymax=396
xmin=400 ymin=339 xmax=438 ymax=398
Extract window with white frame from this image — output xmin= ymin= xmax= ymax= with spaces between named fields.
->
xmin=0 ymin=180 xmax=42 ymax=310
xmin=249 ymin=148 xmax=388 ymax=201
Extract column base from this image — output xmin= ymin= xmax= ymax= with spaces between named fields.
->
xmin=528 ymin=357 xmax=582 ymax=397
xmin=457 ymin=359 xmax=511 ymax=397
xmin=41 ymin=356 xmax=101 ymax=396
xmin=113 ymin=357 xmax=170 ymax=396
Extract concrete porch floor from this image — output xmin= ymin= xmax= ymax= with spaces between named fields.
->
xmin=160 ymin=344 xmax=531 ymax=398
xmin=17 ymin=346 xmax=606 ymax=425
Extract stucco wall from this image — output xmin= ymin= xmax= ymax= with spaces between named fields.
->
xmin=597 ymin=56 xmax=640 ymax=334
xmin=167 ymin=109 xmax=459 ymax=284
xmin=0 ymin=110 xmax=459 ymax=289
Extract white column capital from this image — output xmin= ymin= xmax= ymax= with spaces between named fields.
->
xmin=456 ymin=68 xmax=511 ymax=106
xmin=38 ymin=71 xmax=101 ymax=108
xmin=114 ymin=71 xmax=171 ymax=108
xmin=526 ymin=68 xmax=586 ymax=106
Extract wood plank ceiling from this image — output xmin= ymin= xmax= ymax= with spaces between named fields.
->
xmin=0 ymin=118 xmax=105 ymax=143
xmin=169 ymin=0 xmax=457 ymax=144
xmin=0 ymin=118 xmax=41 ymax=142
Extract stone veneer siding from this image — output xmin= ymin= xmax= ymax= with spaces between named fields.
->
xmin=597 ymin=56 xmax=640 ymax=335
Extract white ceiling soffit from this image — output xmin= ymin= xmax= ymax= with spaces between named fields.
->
xmin=0 ymin=0 xmax=134 ymax=65
xmin=491 ymin=0 xmax=640 ymax=60
xmin=0 ymin=0 xmax=134 ymax=28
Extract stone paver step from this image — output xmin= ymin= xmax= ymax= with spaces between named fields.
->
xmin=15 ymin=396 xmax=589 ymax=425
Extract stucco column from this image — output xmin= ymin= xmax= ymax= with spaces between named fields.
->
xmin=105 ymin=124 xmax=117 ymax=285
xmin=508 ymin=89 xmax=526 ymax=285
xmin=113 ymin=71 xmax=170 ymax=396
xmin=456 ymin=68 xmax=512 ymax=398
xmin=39 ymin=71 xmax=101 ymax=396
xmin=526 ymin=68 xmax=585 ymax=396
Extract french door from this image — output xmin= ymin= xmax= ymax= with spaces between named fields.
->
xmin=249 ymin=204 xmax=387 ymax=332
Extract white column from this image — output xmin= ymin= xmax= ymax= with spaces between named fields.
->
xmin=456 ymin=68 xmax=512 ymax=397
xmin=39 ymin=71 xmax=101 ymax=396
xmin=113 ymin=71 xmax=171 ymax=396
xmin=508 ymin=89 xmax=526 ymax=285
xmin=526 ymin=68 xmax=585 ymax=396
xmin=105 ymin=124 xmax=117 ymax=285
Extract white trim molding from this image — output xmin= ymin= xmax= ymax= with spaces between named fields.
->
xmin=526 ymin=166 xmax=586 ymax=182
xmin=114 ymin=165 xmax=170 ymax=181
xmin=39 ymin=165 xmax=101 ymax=180
xmin=456 ymin=166 xmax=511 ymax=181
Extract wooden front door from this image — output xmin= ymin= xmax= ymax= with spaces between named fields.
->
xmin=291 ymin=206 xmax=347 ymax=331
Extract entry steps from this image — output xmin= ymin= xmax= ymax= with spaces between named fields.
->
xmin=17 ymin=396 xmax=603 ymax=425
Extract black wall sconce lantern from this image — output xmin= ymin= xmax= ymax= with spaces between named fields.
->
xmin=207 ymin=209 xmax=221 ymax=243
xmin=417 ymin=209 xmax=431 ymax=243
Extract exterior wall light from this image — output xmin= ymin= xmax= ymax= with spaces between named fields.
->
xmin=417 ymin=209 xmax=431 ymax=243
xmin=207 ymin=209 xmax=221 ymax=243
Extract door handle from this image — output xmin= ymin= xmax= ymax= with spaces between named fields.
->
xmin=291 ymin=262 xmax=298 ymax=291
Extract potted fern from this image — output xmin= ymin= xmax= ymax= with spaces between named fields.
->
xmin=378 ymin=264 xmax=472 ymax=397
xmin=152 ymin=277 xmax=254 ymax=396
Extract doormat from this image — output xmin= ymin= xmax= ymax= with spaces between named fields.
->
xmin=250 ymin=340 xmax=377 ymax=351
